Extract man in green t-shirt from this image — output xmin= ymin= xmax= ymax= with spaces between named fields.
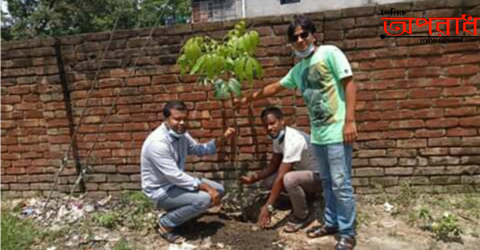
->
xmin=236 ymin=15 xmax=358 ymax=250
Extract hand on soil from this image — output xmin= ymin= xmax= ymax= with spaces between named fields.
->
xmin=258 ymin=206 xmax=271 ymax=229
xmin=240 ymin=175 xmax=255 ymax=185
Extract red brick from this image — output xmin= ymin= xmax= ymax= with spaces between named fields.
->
xmin=416 ymin=110 xmax=446 ymax=120
xmin=445 ymin=107 xmax=477 ymax=117
xmin=419 ymin=148 xmax=449 ymax=156
xmin=357 ymin=112 xmax=382 ymax=121
xmin=179 ymin=92 xmax=207 ymax=102
xmin=399 ymin=99 xmax=433 ymax=109
xmin=462 ymin=137 xmax=480 ymax=146
xmin=434 ymin=98 xmax=463 ymax=107
xmin=397 ymin=139 xmax=427 ymax=148
xmin=427 ymin=78 xmax=460 ymax=87
xmin=416 ymin=129 xmax=446 ymax=138
xmin=117 ymin=165 xmax=139 ymax=173
xmin=370 ymin=69 xmax=405 ymax=80
xmin=390 ymin=120 xmax=425 ymax=129
xmin=426 ymin=118 xmax=458 ymax=128
xmin=409 ymin=88 xmax=442 ymax=99
xmin=408 ymin=67 xmax=441 ymax=78
xmin=447 ymin=128 xmax=477 ymax=136
xmin=127 ymin=77 xmax=150 ymax=86
xmin=202 ymin=119 xmax=224 ymax=129
xmin=353 ymin=167 xmax=384 ymax=177
xmin=366 ymin=140 xmax=396 ymax=148
xmin=378 ymin=90 xmax=406 ymax=100
xmin=383 ymin=130 xmax=414 ymax=139
xmin=370 ymin=158 xmax=398 ymax=167
xmin=459 ymin=117 xmax=480 ymax=127
xmin=446 ymin=65 xmax=479 ymax=76
xmin=382 ymin=110 xmax=413 ymax=120
xmin=444 ymin=87 xmax=478 ymax=97
xmin=357 ymin=91 xmax=376 ymax=101
xmin=428 ymin=137 xmax=462 ymax=147
xmin=2 ymin=175 xmax=17 ymax=183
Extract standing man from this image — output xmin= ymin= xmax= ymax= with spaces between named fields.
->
xmin=236 ymin=15 xmax=358 ymax=250
xmin=240 ymin=107 xmax=322 ymax=233
xmin=141 ymin=100 xmax=235 ymax=244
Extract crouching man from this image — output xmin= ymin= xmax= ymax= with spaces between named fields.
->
xmin=240 ymin=107 xmax=322 ymax=233
xmin=141 ymin=100 xmax=235 ymax=244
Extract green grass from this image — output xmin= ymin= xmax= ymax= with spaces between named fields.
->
xmin=113 ymin=239 xmax=140 ymax=250
xmin=1 ymin=210 xmax=37 ymax=250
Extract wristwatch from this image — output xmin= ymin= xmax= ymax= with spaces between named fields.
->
xmin=266 ymin=204 xmax=274 ymax=213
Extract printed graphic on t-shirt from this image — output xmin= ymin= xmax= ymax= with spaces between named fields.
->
xmin=300 ymin=62 xmax=339 ymax=127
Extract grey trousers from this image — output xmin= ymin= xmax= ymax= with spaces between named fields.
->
xmin=264 ymin=170 xmax=322 ymax=219
xmin=155 ymin=178 xmax=225 ymax=228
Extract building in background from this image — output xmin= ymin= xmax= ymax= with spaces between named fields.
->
xmin=192 ymin=0 xmax=423 ymax=22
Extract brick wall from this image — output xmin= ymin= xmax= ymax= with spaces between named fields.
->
xmin=2 ymin=0 xmax=480 ymax=198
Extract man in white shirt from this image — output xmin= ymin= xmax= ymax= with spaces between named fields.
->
xmin=240 ymin=106 xmax=321 ymax=233
xmin=141 ymin=100 xmax=235 ymax=244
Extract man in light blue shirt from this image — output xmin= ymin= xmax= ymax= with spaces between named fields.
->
xmin=141 ymin=100 xmax=235 ymax=244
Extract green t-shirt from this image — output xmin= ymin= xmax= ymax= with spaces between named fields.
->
xmin=280 ymin=45 xmax=353 ymax=145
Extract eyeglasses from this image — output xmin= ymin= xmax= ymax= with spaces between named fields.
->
xmin=290 ymin=31 xmax=310 ymax=43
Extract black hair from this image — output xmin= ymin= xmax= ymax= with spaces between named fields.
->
xmin=163 ymin=101 xmax=187 ymax=118
xmin=287 ymin=14 xmax=317 ymax=42
xmin=261 ymin=106 xmax=284 ymax=121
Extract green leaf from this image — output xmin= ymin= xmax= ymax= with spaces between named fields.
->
xmin=190 ymin=54 xmax=206 ymax=75
xmin=245 ymin=57 xmax=255 ymax=85
xmin=177 ymin=54 xmax=188 ymax=76
xmin=254 ymin=58 xmax=263 ymax=78
xmin=225 ymin=57 xmax=234 ymax=71
xmin=185 ymin=39 xmax=202 ymax=62
xmin=228 ymin=78 xmax=242 ymax=97
xmin=234 ymin=57 xmax=246 ymax=83
xmin=206 ymin=55 xmax=214 ymax=79
xmin=214 ymin=79 xmax=229 ymax=99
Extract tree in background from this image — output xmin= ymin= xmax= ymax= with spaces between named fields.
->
xmin=1 ymin=0 xmax=192 ymax=41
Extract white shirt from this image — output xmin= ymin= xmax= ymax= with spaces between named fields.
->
xmin=273 ymin=126 xmax=319 ymax=172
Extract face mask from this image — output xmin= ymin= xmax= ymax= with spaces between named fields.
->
xmin=294 ymin=42 xmax=315 ymax=59
xmin=168 ymin=129 xmax=185 ymax=139
xmin=166 ymin=123 xmax=185 ymax=139
xmin=268 ymin=129 xmax=285 ymax=141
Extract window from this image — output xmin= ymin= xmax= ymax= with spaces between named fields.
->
xmin=208 ymin=2 xmax=213 ymax=19
xmin=280 ymin=0 xmax=300 ymax=4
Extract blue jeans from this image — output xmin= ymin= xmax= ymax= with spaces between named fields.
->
xmin=155 ymin=178 xmax=225 ymax=228
xmin=312 ymin=143 xmax=356 ymax=237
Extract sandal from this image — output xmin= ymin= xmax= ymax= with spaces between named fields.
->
xmin=336 ymin=236 xmax=356 ymax=250
xmin=284 ymin=213 xmax=314 ymax=233
xmin=306 ymin=225 xmax=338 ymax=238
xmin=157 ymin=227 xmax=185 ymax=244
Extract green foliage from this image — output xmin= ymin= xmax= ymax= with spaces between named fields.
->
xmin=2 ymin=0 xmax=192 ymax=41
xmin=120 ymin=191 xmax=157 ymax=230
xmin=121 ymin=191 xmax=153 ymax=213
xmin=1 ymin=210 xmax=37 ymax=250
xmin=431 ymin=213 xmax=463 ymax=240
xmin=178 ymin=20 xmax=263 ymax=99
xmin=417 ymin=209 xmax=463 ymax=240
xmin=113 ymin=239 xmax=139 ymax=250
xmin=93 ymin=211 xmax=122 ymax=229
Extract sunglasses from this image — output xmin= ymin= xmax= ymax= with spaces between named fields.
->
xmin=290 ymin=31 xmax=310 ymax=43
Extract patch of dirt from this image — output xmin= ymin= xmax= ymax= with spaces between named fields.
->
xmin=177 ymin=216 xmax=283 ymax=250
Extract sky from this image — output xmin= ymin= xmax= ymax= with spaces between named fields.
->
xmin=1 ymin=0 xmax=7 ymax=13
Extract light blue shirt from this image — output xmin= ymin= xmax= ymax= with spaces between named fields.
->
xmin=141 ymin=123 xmax=217 ymax=201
